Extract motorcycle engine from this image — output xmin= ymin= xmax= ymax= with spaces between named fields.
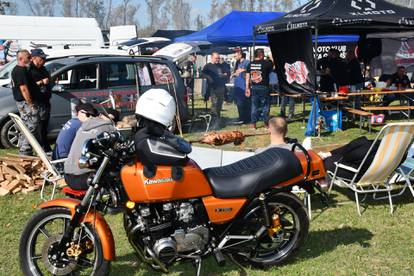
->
xmin=127 ymin=200 xmax=209 ymax=264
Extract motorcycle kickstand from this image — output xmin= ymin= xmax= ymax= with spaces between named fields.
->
xmin=193 ymin=257 xmax=202 ymax=276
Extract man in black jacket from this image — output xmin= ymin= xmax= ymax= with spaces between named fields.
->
xmin=202 ymin=52 xmax=227 ymax=127
xmin=29 ymin=49 xmax=52 ymax=151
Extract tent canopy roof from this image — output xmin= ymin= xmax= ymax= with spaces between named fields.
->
xmin=256 ymin=0 xmax=414 ymax=35
xmin=176 ymin=11 xmax=284 ymax=46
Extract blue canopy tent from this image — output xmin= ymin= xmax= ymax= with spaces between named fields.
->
xmin=175 ymin=11 xmax=358 ymax=46
xmin=175 ymin=11 xmax=284 ymax=46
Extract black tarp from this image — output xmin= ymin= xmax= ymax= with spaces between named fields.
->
xmin=269 ymin=29 xmax=316 ymax=95
xmin=256 ymin=0 xmax=414 ymax=35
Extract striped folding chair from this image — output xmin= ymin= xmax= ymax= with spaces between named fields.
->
xmin=9 ymin=113 xmax=66 ymax=200
xmin=328 ymin=122 xmax=414 ymax=215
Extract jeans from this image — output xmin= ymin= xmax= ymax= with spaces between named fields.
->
xmin=280 ymin=95 xmax=295 ymax=118
xmin=251 ymin=85 xmax=271 ymax=124
xmin=16 ymin=101 xmax=41 ymax=155
xmin=210 ymin=86 xmax=225 ymax=118
xmin=234 ymin=86 xmax=251 ymax=123
xmin=39 ymin=101 xmax=51 ymax=151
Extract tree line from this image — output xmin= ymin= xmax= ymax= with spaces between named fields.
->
xmin=1 ymin=0 xmax=413 ymax=36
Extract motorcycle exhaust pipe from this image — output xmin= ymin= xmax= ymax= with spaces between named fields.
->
xmin=127 ymin=225 xmax=169 ymax=273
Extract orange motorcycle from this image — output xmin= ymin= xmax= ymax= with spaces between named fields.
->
xmin=19 ymin=132 xmax=325 ymax=275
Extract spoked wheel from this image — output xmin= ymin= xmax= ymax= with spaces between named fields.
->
xmin=19 ymin=207 xmax=110 ymax=275
xmin=232 ymin=192 xmax=309 ymax=268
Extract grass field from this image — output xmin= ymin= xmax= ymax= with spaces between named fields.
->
xmin=1 ymin=99 xmax=414 ymax=275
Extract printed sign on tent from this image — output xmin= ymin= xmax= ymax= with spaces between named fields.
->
xmin=268 ymin=28 xmax=316 ymax=95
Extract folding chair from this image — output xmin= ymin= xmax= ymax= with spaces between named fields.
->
xmin=328 ymin=122 xmax=414 ymax=215
xmin=8 ymin=113 xmax=66 ymax=200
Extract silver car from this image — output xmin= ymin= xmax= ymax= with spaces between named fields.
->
xmin=0 ymin=55 xmax=188 ymax=148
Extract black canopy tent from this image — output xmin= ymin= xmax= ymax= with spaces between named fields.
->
xmin=254 ymin=0 xmax=414 ymax=136
xmin=255 ymin=0 xmax=414 ymax=35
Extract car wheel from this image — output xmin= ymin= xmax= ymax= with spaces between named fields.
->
xmin=1 ymin=119 xmax=20 ymax=148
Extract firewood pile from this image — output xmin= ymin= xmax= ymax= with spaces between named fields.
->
xmin=0 ymin=154 xmax=51 ymax=196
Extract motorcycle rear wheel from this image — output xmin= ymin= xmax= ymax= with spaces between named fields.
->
xmin=232 ymin=192 xmax=309 ymax=268
xmin=19 ymin=207 xmax=110 ymax=275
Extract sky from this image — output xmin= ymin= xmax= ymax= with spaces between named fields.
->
xmin=14 ymin=0 xmax=215 ymax=27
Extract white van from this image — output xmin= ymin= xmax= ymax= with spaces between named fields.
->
xmin=0 ymin=15 xmax=105 ymax=62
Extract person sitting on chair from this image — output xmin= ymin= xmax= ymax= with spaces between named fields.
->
xmin=319 ymin=136 xmax=380 ymax=182
xmin=52 ymin=103 xmax=97 ymax=160
xmin=64 ymin=108 xmax=120 ymax=190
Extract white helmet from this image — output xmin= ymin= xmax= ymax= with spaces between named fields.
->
xmin=135 ymin=88 xmax=176 ymax=127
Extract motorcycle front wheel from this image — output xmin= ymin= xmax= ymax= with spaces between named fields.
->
xmin=232 ymin=192 xmax=309 ymax=268
xmin=19 ymin=207 xmax=110 ymax=275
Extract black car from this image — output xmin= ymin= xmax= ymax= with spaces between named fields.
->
xmin=0 ymin=55 xmax=188 ymax=148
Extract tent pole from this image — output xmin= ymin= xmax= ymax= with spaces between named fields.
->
xmin=312 ymin=24 xmax=319 ymax=136
xmin=252 ymin=30 xmax=256 ymax=60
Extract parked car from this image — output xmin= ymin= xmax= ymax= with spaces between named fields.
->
xmin=0 ymin=55 xmax=188 ymax=148
xmin=0 ymin=48 xmax=131 ymax=87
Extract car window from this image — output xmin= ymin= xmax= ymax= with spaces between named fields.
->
xmin=150 ymin=63 xmax=174 ymax=85
xmin=137 ymin=62 xmax=152 ymax=86
xmin=103 ymin=62 xmax=137 ymax=88
xmin=45 ymin=62 xmax=67 ymax=75
xmin=71 ymin=63 xmax=98 ymax=90
xmin=55 ymin=64 xmax=97 ymax=90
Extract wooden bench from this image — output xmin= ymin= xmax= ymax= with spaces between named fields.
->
xmin=343 ymin=107 xmax=373 ymax=132
xmin=362 ymin=106 xmax=414 ymax=119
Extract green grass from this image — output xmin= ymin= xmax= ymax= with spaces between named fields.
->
xmin=2 ymin=187 xmax=414 ymax=275
xmin=1 ymin=98 xmax=414 ymax=275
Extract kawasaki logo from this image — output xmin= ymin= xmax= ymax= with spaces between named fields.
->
xmin=350 ymin=0 xmax=395 ymax=16
xmin=144 ymin=177 xmax=173 ymax=185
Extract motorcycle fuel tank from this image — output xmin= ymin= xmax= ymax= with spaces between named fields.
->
xmin=121 ymin=160 xmax=213 ymax=202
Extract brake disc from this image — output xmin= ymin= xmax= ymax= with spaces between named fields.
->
xmin=41 ymin=234 xmax=78 ymax=275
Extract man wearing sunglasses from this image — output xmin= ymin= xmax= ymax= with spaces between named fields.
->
xmin=11 ymin=49 xmax=42 ymax=156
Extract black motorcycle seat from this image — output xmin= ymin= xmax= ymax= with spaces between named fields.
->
xmin=203 ymin=148 xmax=302 ymax=198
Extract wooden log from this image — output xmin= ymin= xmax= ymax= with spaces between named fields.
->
xmin=2 ymin=165 xmax=19 ymax=176
xmin=12 ymin=187 xmax=22 ymax=194
xmin=22 ymin=186 xmax=39 ymax=194
xmin=10 ymin=164 xmax=26 ymax=175
xmin=0 ymin=187 xmax=9 ymax=196
xmin=0 ymin=180 xmax=9 ymax=188
xmin=0 ymin=166 xmax=4 ymax=182
xmin=35 ymin=180 xmax=44 ymax=187
xmin=5 ymin=180 xmax=21 ymax=192
xmin=6 ymin=153 xmax=40 ymax=161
